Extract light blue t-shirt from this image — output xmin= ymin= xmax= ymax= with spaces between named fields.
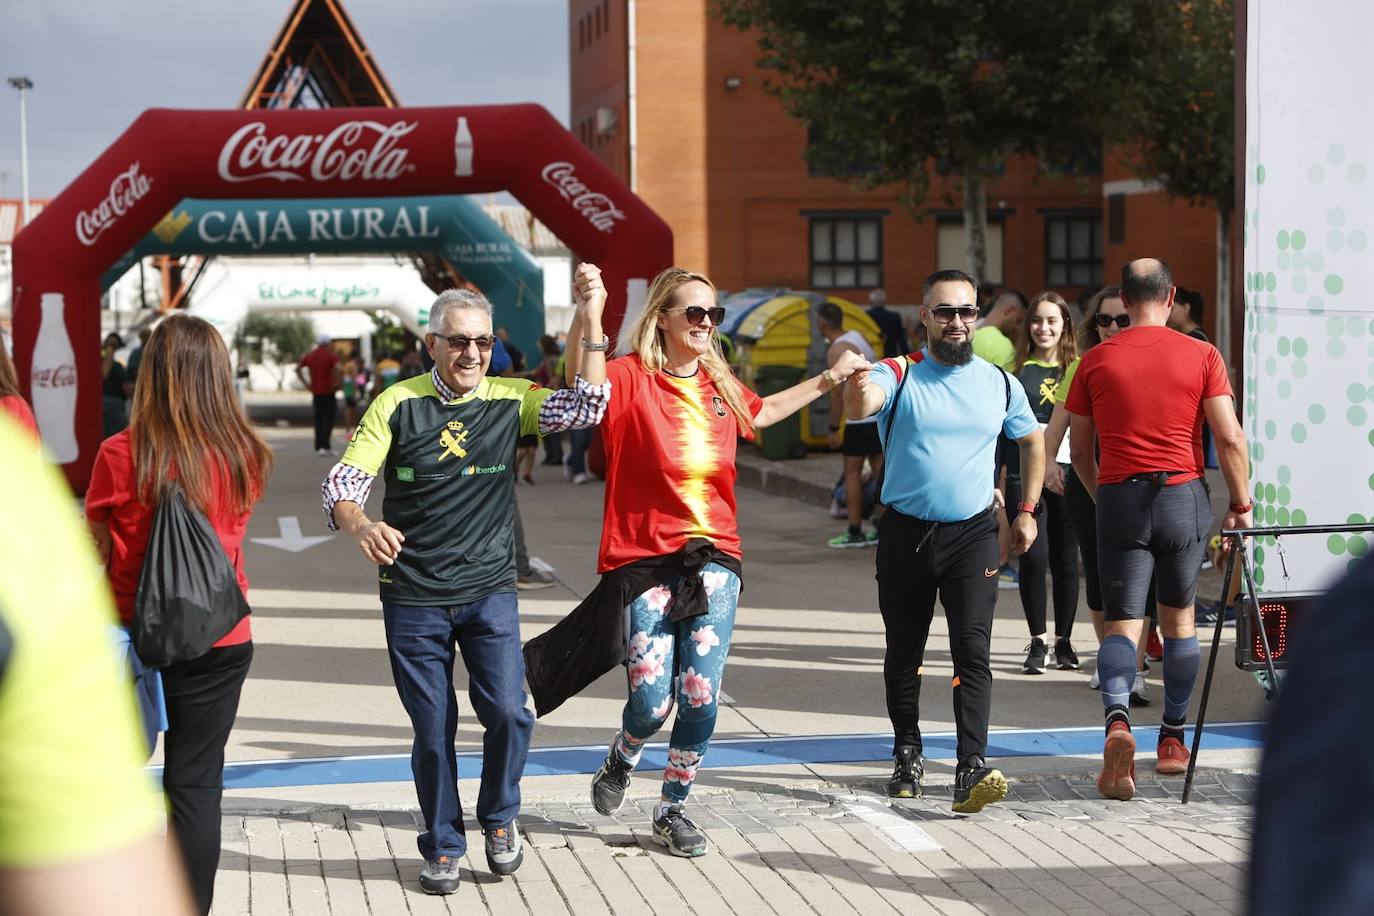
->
xmin=873 ymin=350 xmax=1038 ymax=522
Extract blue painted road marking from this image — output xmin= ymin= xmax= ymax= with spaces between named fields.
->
xmin=199 ymin=722 xmax=1265 ymax=790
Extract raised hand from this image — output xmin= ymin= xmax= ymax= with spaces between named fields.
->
xmin=573 ymin=262 xmax=607 ymax=319
xmin=831 ymin=348 xmax=872 ymax=382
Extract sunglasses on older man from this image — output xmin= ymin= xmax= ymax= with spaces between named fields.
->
xmin=667 ymin=306 xmax=726 ymax=326
xmin=440 ymin=334 xmax=497 ymax=351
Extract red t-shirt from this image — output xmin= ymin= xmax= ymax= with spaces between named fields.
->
xmin=1065 ymin=326 xmax=1231 ymax=486
xmin=597 ymin=355 xmax=764 ymax=572
xmin=0 ymin=395 xmax=38 ymax=439
xmin=297 ymin=346 xmax=340 ymax=396
xmin=84 ymin=429 xmax=253 ymax=646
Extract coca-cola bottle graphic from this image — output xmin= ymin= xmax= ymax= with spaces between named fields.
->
xmin=30 ymin=292 xmax=80 ymax=463
xmin=454 ymin=117 xmax=474 ymax=177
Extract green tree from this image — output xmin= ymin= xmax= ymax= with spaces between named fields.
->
xmin=1114 ymin=0 xmax=1235 ymax=359
xmin=236 ymin=312 xmax=317 ymax=391
xmin=716 ymin=0 xmax=1144 ymax=285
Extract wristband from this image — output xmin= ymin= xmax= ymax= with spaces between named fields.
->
xmin=1229 ymin=502 xmax=1253 ymax=514
xmin=581 ymin=335 xmax=610 ymax=352
xmin=1018 ymin=501 xmax=1040 ymax=517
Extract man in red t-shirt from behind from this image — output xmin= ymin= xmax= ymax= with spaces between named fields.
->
xmin=1066 ymin=258 xmax=1253 ymax=803
xmin=297 ymin=334 xmax=341 ymax=455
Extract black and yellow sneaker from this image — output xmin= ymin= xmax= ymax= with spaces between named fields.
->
xmin=884 ymin=745 xmax=923 ymax=798
xmin=951 ymin=757 xmax=1008 ymax=814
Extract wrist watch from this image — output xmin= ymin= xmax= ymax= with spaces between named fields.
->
xmin=581 ymin=335 xmax=610 ymax=351
xmin=1017 ymin=501 xmax=1041 ymax=518
xmin=1229 ymin=501 xmax=1253 ymax=514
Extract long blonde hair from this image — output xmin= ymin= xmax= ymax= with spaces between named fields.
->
xmin=622 ymin=267 xmax=755 ymax=435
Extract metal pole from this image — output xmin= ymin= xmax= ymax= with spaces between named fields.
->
xmin=7 ymin=77 xmax=33 ymax=226
xmin=1183 ymin=539 xmax=1238 ymax=804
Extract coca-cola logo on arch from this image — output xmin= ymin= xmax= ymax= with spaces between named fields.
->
xmin=540 ymin=162 xmax=626 ymax=234
xmin=32 ymin=364 xmax=78 ymax=388
xmin=75 ymin=162 xmax=153 ymax=246
xmin=218 ymin=120 xmax=419 ymax=184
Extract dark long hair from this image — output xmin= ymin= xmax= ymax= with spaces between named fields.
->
xmin=129 ymin=314 xmax=272 ymax=515
xmin=0 ymin=331 xmax=20 ymax=398
xmin=1077 ymin=285 xmax=1123 ymax=354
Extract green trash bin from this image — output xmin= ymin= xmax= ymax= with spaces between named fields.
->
xmin=752 ymin=364 xmax=808 ymax=460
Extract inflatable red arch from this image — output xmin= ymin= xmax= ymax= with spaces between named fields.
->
xmin=10 ymin=104 xmax=673 ymax=490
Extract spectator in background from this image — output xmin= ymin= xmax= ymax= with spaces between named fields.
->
xmin=374 ymin=351 xmax=402 ymax=394
xmin=865 ymin=288 xmax=909 ymax=359
xmin=496 ymin=327 xmax=526 ymax=374
xmin=816 ymin=301 xmax=883 ymax=549
xmin=296 ymin=334 xmax=341 ymax=456
xmin=0 ymin=413 xmax=195 ymax=916
xmin=126 ymin=326 xmax=152 ymax=384
xmin=102 ymin=332 xmax=133 ymax=438
xmin=1170 ymin=288 xmax=1217 ymax=470
xmin=341 ymin=354 xmax=363 ymax=432
xmin=531 ymin=335 xmax=566 ymax=467
xmin=85 ymin=314 xmax=273 ymax=915
xmin=399 ymin=348 xmax=425 ymax=381
xmin=973 ymin=289 xmax=1027 ymax=370
xmin=0 ymin=330 xmax=37 ymax=437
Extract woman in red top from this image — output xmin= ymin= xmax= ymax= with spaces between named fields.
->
xmin=85 ymin=314 xmax=272 ymax=916
xmin=575 ymin=266 xmax=868 ymax=857
xmin=0 ymin=331 xmax=38 ymax=438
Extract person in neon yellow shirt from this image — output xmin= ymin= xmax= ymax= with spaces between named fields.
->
xmin=972 ymin=289 xmax=1027 ymax=370
xmin=0 ymin=414 xmax=192 ymax=916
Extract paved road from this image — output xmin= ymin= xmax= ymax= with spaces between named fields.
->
xmin=204 ymin=420 xmax=1264 ymax=914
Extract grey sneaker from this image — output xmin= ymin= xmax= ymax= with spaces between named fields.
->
xmin=591 ymin=742 xmax=635 ymax=816
xmin=419 ymin=855 xmax=461 ymax=894
xmin=652 ymin=804 xmax=708 ymax=857
xmin=484 ymin=821 xmax=523 ymax=876
xmin=1130 ymin=670 xmax=1151 ymax=706
xmin=517 ymin=567 xmax=555 ymax=590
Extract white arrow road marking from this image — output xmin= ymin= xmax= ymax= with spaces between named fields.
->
xmin=250 ymin=516 xmax=334 ymax=553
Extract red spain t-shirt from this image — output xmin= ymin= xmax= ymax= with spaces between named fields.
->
xmin=597 ymin=355 xmax=764 ymax=572
xmin=1065 ymin=326 xmax=1231 ymax=486
xmin=84 ymin=429 xmax=254 ymax=646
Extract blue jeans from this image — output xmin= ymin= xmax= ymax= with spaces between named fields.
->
xmin=383 ymin=593 xmax=533 ymax=859
xmin=620 ymin=563 xmax=740 ymax=803
xmin=568 ymin=427 xmax=592 ymax=475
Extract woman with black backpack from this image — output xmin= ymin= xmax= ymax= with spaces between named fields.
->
xmin=86 ymin=314 xmax=272 ymax=916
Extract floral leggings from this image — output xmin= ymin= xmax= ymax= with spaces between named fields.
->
xmin=615 ymin=562 xmax=740 ymax=804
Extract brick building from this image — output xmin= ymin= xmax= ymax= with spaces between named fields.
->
xmin=569 ymin=0 xmax=1228 ymax=345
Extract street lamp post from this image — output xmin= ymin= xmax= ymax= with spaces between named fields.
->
xmin=7 ymin=76 xmax=33 ymax=227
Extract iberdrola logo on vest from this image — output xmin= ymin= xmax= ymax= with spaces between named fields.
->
xmin=462 ymin=462 xmax=507 ymax=476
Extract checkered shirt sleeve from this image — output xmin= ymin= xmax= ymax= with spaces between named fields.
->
xmin=537 ymin=374 xmax=610 ymax=435
xmin=321 ymin=462 xmax=375 ymax=532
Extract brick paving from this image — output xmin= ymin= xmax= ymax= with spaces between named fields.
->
xmin=212 ymin=773 xmax=1252 ymax=915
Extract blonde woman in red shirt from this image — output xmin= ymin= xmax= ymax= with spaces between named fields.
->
xmin=85 ymin=314 xmax=272 ymax=916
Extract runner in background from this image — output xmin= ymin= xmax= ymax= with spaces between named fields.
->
xmin=816 ymin=301 xmax=884 ymax=548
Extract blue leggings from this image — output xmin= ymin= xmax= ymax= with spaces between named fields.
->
xmin=616 ymin=562 xmax=740 ymax=803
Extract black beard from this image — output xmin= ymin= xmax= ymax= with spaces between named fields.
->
xmin=930 ymin=338 xmax=974 ymax=365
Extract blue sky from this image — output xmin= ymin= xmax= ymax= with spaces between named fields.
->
xmin=0 ymin=0 xmax=569 ymax=199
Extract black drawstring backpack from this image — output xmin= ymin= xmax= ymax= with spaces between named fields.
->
xmin=132 ymin=486 xmax=250 ymax=667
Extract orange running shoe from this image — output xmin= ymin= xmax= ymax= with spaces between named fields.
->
xmin=1098 ymin=720 xmax=1137 ymax=800
xmin=1156 ymin=736 xmax=1191 ymax=775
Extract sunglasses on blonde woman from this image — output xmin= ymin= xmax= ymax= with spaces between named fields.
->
xmin=667 ymin=306 xmax=726 ymax=326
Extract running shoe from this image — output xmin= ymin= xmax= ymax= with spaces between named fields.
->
xmin=952 ymin=757 xmax=1008 ymax=814
xmin=1054 ymin=637 xmax=1080 ymax=670
xmin=484 ymin=821 xmax=524 ymax=876
xmin=1022 ymin=638 xmax=1048 ymax=674
xmin=827 ymin=529 xmax=871 ymax=549
xmin=1098 ymin=720 xmax=1137 ymax=800
xmin=884 ymin=746 xmax=923 ymax=798
xmin=997 ymin=564 xmax=1020 ymax=590
xmin=419 ymin=855 xmax=461 ymax=895
xmin=1089 ymin=668 xmax=1100 ymax=689
xmin=590 ymin=742 xmax=635 ymax=816
xmin=652 ymin=805 xmax=709 ymax=857
xmin=517 ymin=567 xmax=555 ymax=590
xmin=1130 ymin=670 xmax=1151 ymax=706
xmin=1195 ymin=600 xmax=1237 ymax=627
xmin=1157 ymin=736 xmax=1191 ymax=775
xmin=1146 ymin=627 xmax=1164 ymax=662
xmin=866 ymin=528 xmax=880 ymax=545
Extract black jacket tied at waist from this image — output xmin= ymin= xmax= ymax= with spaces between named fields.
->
xmin=522 ymin=538 xmax=743 ymax=718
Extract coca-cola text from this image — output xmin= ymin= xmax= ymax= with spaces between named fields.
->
xmin=541 ymin=162 xmax=626 ymax=233
xmin=32 ymin=364 xmax=78 ymax=388
xmin=75 ymin=163 xmax=153 ymax=246
xmin=218 ymin=121 xmax=419 ymax=184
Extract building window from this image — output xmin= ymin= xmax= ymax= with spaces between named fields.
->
xmin=1044 ymin=212 xmax=1103 ymax=287
xmin=809 ymin=216 xmax=882 ymax=289
xmin=936 ymin=219 xmax=1005 ymax=286
xmin=1107 ymin=193 xmax=1125 ymax=245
